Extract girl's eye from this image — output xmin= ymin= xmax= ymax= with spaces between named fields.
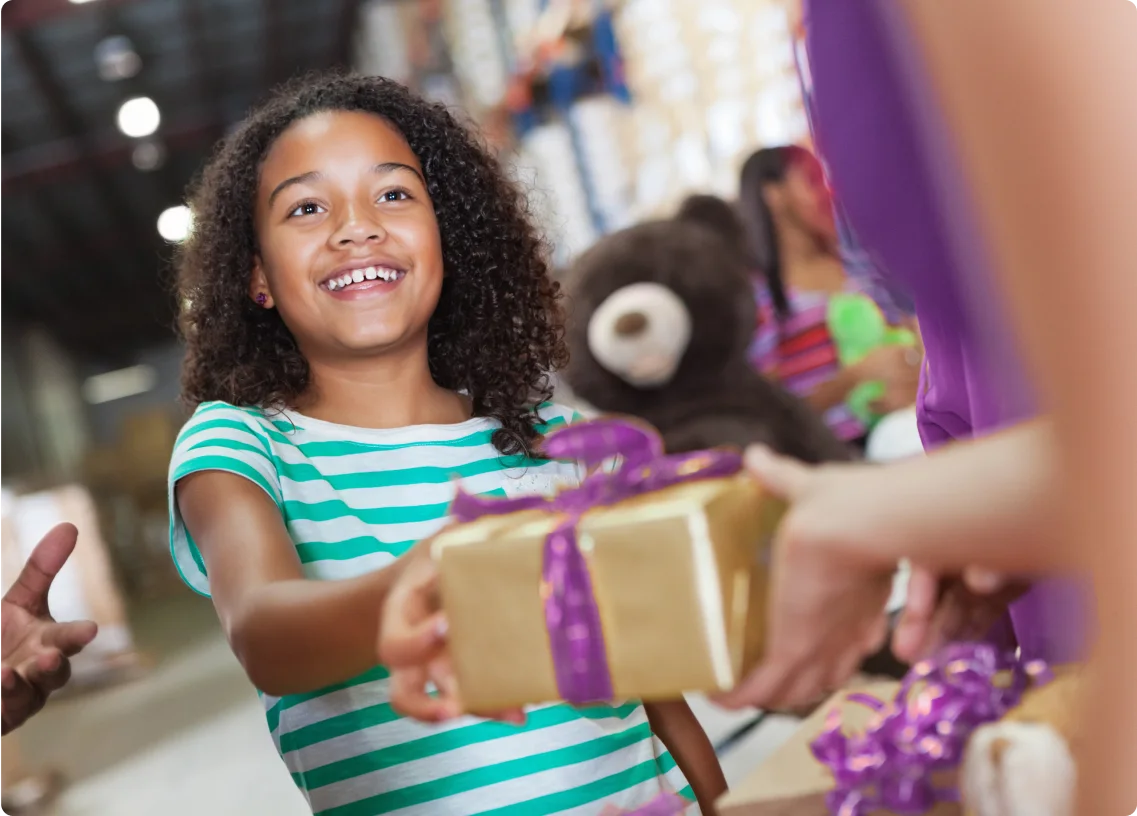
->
xmin=379 ymin=189 xmax=410 ymax=203
xmin=289 ymin=201 xmax=325 ymax=217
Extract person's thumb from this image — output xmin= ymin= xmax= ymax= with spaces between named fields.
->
xmin=744 ymin=445 xmax=811 ymax=500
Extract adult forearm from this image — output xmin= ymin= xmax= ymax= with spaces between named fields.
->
xmin=226 ymin=551 xmax=417 ymax=697
xmin=846 ymin=420 xmax=1066 ymax=573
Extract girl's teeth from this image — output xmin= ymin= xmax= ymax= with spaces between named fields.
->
xmin=326 ymin=268 xmax=402 ymax=290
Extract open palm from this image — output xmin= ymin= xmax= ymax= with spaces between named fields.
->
xmin=2 ymin=523 xmax=98 ymax=735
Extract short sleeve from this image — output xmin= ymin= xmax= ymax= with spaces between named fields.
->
xmin=167 ymin=402 xmax=283 ymax=597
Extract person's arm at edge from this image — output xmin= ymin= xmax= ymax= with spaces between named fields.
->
xmin=178 ymin=471 xmax=434 ymax=697
xmin=899 ymin=2 xmax=1137 ymax=813
xmin=824 ymin=418 xmax=1065 ymax=574
xmin=644 ymin=699 xmax=727 ymax=814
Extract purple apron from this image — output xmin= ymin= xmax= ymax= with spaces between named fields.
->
xmin=803 ymin=0 xmax=1085 ymax=663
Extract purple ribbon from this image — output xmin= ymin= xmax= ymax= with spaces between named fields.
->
xmin=809 ymin=642 xmax=1054 ymax=816
xmin=450 ymin=418 xmax=742 ymax=704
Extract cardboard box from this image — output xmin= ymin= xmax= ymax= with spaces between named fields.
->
xmin=435 ymin=474 xmax=784 ymax=713
xmin=717 ymin=679 xmax=962 ymax=816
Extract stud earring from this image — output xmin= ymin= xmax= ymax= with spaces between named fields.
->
xmin=255 ymin=293 xmax=268 ymax=306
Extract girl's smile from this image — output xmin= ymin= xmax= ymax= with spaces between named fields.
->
xmin=321 ymin=259 xmax=407 ymax=298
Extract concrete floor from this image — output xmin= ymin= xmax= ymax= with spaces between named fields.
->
xmin=11 ymin=592 xmax=802 ymax=815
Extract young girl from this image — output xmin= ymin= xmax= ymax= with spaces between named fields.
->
xmin=739 ymin=146 xmax=921 ymax=448
xmin=169 ymin=73 xmax=723 ymax=815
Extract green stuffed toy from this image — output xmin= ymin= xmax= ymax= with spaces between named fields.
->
xmin=827 ymin=292 xmax=917 ymax=428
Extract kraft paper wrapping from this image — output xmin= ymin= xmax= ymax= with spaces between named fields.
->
xmin=433 ymin=474 xmax=783 ymax=714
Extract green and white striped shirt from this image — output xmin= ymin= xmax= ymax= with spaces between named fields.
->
xmin=168 ymin=401 xmax=691 ymax=815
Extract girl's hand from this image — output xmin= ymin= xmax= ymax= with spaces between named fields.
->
xmin=715 ymin=447 xmax=894 ymax=712
xmin=853 ymin=345 xmax=922 ymax=415
xmin=378 ymin=545 xmax=525 ymax=725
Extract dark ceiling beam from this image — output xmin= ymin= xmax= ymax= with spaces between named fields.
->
xmin=0 ymin=124 xmax=104 ymax=309
xmin=182 ymin=0 xmax=226 ymax=133
xmin=335 ymin=0 xmax=366 ymax=69
xmin=263 ymin=0 xmax=287 ymax=90
xmin=12 ymin=29 xmax=153 ymax=261
xmin=98 ymin=5 xmax=202 ymax=206
xmin=0 ymin=0 xmax=142 ymax=33
xmin=2 ymin=117 xmax=217 ymax=193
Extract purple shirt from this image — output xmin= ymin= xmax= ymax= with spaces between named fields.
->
xmin=802 ymin=0 xmax=1085 ymax=663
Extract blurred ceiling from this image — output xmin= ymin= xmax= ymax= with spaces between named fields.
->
xmin=1 ymin=0 xmax=364 ymax=363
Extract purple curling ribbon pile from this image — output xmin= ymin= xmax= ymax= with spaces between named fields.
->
xmin=450 ymin=418 xmax=742 ymax=706
xmin=809 ymin=642 xmax=1053 ymax=816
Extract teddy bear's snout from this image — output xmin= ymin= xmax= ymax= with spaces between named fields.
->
xmin=586 ymin=283 xmax=692 ymax=389
xmin=613 ymin=311 xmax=649 ymax=338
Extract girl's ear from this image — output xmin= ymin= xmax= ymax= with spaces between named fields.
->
xmin=249 ymin=256 xmax=274 ymax=308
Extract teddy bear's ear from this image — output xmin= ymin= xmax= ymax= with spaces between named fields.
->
xmin=675 ymin=195 xmax=748 ymax=260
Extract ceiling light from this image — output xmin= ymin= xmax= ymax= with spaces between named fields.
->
xmin=132 ymin=141 xmax=166 ymax=171
xmin=69 ymin=0 xmax=100 ymax=4
xmin=95 ymin=35 xmax=142 ymax=81
xmin=157 ymin=205 xmax=193 ymax=242
xmin=116 ymin=96 xmax=160 ymax=138
xmin=82 ymin=365 xmax=157 ymax=404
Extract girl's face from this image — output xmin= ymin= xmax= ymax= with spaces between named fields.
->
xmin=251 ymin=110 xmax=443 ymax=360
xmin=780 ymin=152 xmax=837 ymax=242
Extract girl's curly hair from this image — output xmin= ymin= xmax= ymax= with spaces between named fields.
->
xmin=176 ymin=72 xmax=567 ymax=457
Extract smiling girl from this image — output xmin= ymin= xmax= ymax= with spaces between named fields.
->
xmin=168 ymin=74 xmax=722 ymax=815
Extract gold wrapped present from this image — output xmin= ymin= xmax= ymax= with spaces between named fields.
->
xmin=433 ymin=457 xmax=783 ymax=714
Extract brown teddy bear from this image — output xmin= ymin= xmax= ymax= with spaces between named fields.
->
xmin=561 ymin=194 xmax=854 ymax=464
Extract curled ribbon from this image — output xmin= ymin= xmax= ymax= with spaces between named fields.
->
xmin=450 ymin=417 xmax=742 ymax=705
xmin=809 ymin=642 xmax=1053 ymax=816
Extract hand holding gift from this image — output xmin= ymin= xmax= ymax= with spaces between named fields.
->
xmin=381 ymin=417 xmax=784 ymax=716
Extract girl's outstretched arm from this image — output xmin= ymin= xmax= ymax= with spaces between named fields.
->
xmin=644 ymin=699 xmax=727 ymax=814
xmin=178 ymin=471 xmax=437 ymax=697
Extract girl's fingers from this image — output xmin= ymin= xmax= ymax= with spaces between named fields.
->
xmin=379 ymin=611 xmax=449 ymax=668
xmin=389 ymin=667 xmax=461 ymax=723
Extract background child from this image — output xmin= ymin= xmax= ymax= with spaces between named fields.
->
xmin=170 ymin=73 xmax=723 ymax=815
xmin=738 ymin=146 xmax=921 ymax=449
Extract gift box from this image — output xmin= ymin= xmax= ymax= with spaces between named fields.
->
xmin=717 ymin=644 xmax=1055 ymax=816
xmin=432 ymin=418 xmax=784 ymax=714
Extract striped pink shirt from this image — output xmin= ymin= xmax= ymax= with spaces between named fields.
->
xmin=748 ymin=280 xmax=868 ymax=442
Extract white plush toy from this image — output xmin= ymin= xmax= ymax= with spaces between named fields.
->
xmin=961 ymin=671 xmax=1081 ymax=816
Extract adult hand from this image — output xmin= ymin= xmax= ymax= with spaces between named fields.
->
xmin=892 ymin=565 xmax=1030 ymax=663
xmin=377 ymin=545 xmax=524 ymax=725
xmin=854 ymin=344 xmax=922 ymax=415
xmin=2 ymin=523 xmax=98 ymax=735
xmin=715 ymin=448 xmax=894 ymax=712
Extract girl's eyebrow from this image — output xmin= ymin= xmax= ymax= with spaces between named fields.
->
xmin=267 ymin=163 xmax=425 ymax=207
xmin=269 ymin=171 xmax=323 ymax=207
xmin=371 ymin=162 xmax=426 ymax=185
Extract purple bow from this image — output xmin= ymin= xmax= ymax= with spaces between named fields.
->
xmin=810 ymin=642 xmax=1054 ymax=816
xmin=450 ymin=418 xmax=742 ymax=704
